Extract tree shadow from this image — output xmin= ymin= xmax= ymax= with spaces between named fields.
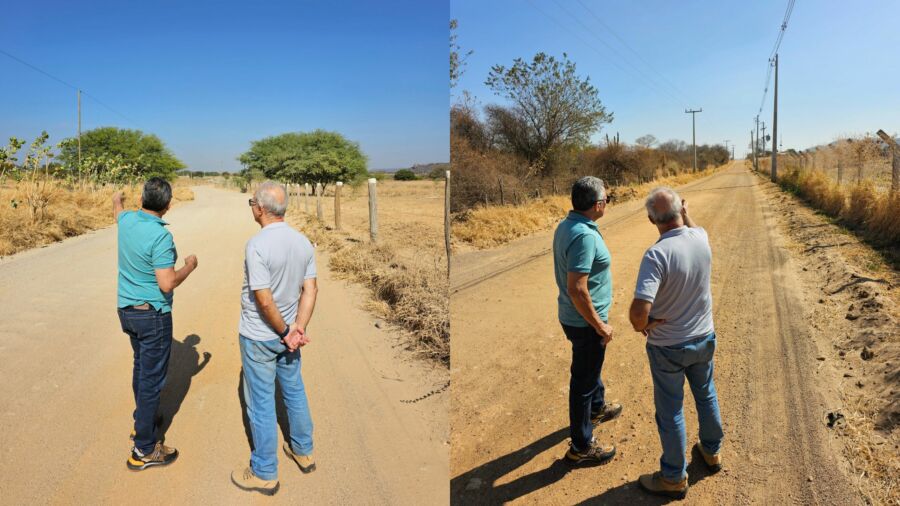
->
xmin=158 ymin=334 xmax=211 ymax=437
xmin=237 ymin=369 xmax=292 ymax=451
xmin=574 ymin=447 xmax=717 ymax=505
xmin=450 ymin=427 xmax=572 ymax=503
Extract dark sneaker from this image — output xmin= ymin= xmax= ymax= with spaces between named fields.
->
xmin=564 ymin=440 xmax=616 ymax=466
xmin=639 ymin=471 xmax=689 ymax=499
xmin=231 ymin=466 xmax=280 ymax=495
xmin=283 ymin=441 xmax=316 ymax=473
xmin=694 ymin=442 xmax=722 ymax=472
xmin=591 ymin=403 xmax=623 ymax=426
xmin=126 ymin=441 xmax=178 ymax=471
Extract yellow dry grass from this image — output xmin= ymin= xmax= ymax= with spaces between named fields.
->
xmin=777 ymin=167 xmax=900 ymax=249
xmin=452 ymin=166 xmax=725 ymax=250
xmin=0 ymin=181 xmax=194 ymax=257
xmin=285 ymin=180 xmax=449 ymax=364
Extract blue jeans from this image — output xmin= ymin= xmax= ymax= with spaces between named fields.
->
xmin=561 ymin=324 xmax=607 ymax=452
xmin=646 ymin=332 xmax=724 ymax=481
xmin=240 ymin=335 xmax=314 ymax=480
xmin=118 ymin=307 xmax=173 ymax=454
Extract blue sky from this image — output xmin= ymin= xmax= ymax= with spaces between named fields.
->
xmin=452 ymin=0 xmax=900 ymax=156
xmin=1 ymin=0 xmax=448 ymax=171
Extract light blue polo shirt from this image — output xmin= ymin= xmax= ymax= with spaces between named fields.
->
xmin=553 ymin=211 xmax=613 ymax=327
xmin=634 ymin=226 xmax=714 ymax=346
xmin=117 ymin=210 xmax=177 ymax=313
xmin=239 ymin=222 xmax=317 ymax=341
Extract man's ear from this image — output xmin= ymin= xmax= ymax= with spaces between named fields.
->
xmin=648 ymin=214 xmax=655 ymax=225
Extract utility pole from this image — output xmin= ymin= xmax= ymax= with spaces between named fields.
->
xmin=724 ymin=140 xmax=731 ymax=160
xmin=685 ymin=108 xmax=702 ymax=171
xmin=771 ymin=53 xmax=779 ymax=182
xmin=750 ymin=130 xmax=755 ymax=167
xmin=77 ymin=89 xmax=82 ymax=170
xmin=761 ymin=121 xmax=767 ymax=156
xmin=754 ymin=116 xmax=761 ymax=170
xmin=732 ymin=145 xmax=735 ymax=161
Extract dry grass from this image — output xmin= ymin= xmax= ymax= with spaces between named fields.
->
xmin=452 ymin=165 xmax=726 ymax=250
xmin=0 ymin=181 xmax=194 ymax=257
xmin=775 ymin=166 xmax=900 ymax=251
xmin=838 ymin=397 xmax=900 ymax=505
xmin=284 ymin=180 xmax=449 ymax=364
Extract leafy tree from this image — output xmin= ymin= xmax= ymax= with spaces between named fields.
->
xmin=635 ymin=134 xmax=658 ymax=148
xmin=450 ymin=19 xmax=473 ymax=89
xmin=394 ymin=169 xmax=417 ymax=181
xmin=58 ymin=127 xmax=184 ymax=180
xmin=485 ymin=52 xmax=612 ymax=172
xmin=238 ymin=130 xmax=367 ymax=190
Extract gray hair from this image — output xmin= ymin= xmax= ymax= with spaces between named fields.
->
xmin=645 ymin=186 xmax=683 ymax=224
xmin=571 ymin=176 xmax=607 ymax=211
xmin=255 ymin=181 xmax=288 ymax=217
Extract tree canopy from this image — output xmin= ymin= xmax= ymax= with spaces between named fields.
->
xmin=238 ymin=130 xmax=367 ymax=187
xmin=58 ymin=127 xmax=184 ymax=180
xmin=484 ymin=52 xmax=612 ymax=171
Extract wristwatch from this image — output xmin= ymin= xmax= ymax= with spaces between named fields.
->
xmin=277 ymin=325 xmax=290 ymax=340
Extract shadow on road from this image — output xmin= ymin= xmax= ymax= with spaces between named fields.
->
xmin=575 ymin=447 xmax=716 ymax=505
xmin=237 ymin=370 xmax=292 ymax=452
xmin=451 ymin=427 xmax=718 ymax=504
xmin=158 ymin=334 xmax=211 ymax=437
xmin=450 ymin=427 xmax=571 ymax=503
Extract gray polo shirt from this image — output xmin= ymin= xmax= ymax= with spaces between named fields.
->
xmin=239 ymin=221 xmax=317 ymax=341
xmin=634 ymin=226 xmax=714 ymax=346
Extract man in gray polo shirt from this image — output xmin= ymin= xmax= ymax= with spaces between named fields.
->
xmin=629 ymin=187 xmax=724 ymax=500
xmin=231 ymin=181 xmax=318 ymax=496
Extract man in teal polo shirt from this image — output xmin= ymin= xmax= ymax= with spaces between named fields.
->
xmin=114 ymin=177 xmax=198 ymax=471
xmin=553 ymin=176 xmax=622 ymax=466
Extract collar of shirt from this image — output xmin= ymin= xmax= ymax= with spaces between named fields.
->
xmin=565 ymin=211 xmax=599 ymax=230
xmin=137 ymin=209 xmax=169 ymax=226
xmin=262 ymin=221 xmax=288 ymax=231
xmin=658 ymin=225 xmax=688 ymax=241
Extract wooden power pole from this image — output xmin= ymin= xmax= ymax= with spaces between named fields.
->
xmin=685 ymin=108 xmax=702 ymax=172
xmin=77 ymin=89 xmax=82 ymax=170
xmin=771 ymin=53 xmax=779 ymax=182
xmin=876 ymin=129 xmax=899 ymax=193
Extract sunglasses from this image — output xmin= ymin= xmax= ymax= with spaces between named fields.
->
xmin=248 ymin=198 xmax=257 ymax=207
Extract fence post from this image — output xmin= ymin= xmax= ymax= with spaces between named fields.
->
xmin=498 ymin=177 xmax=505 ymax=205
xmin=293 ymin=184 xmax=300 ymax=209
xmin=876 ymin=129 xmax=899 ymax=193
xmin=445 ymin=170 xmax=451 ymax=276
xmin=304 ymin=183 xmax=310 ymax=213
xmin=334 ymin=181 xmax=343 ymax=230
xmin=315 ymin=183 xmax=323 ymax=221
xmin=368 ymin=178 xmax=378 ymax=242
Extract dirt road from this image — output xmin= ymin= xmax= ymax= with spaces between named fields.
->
xmin=450 ymin=163 xmax=862 ymax=504
xmin=0 ymin=186 xmax=448 ymax=504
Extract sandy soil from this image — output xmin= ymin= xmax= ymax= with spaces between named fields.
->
xmin=0 ymin=186 xmax=448 ymax=504
xmin=450 ymin=162 xmax=863 ymax=504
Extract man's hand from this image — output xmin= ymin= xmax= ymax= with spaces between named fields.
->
xmin=283 ymin=324 xmax=310 ymax=352
xmin=681 ymin=199 xmax=697 ymax=228
xmin=594 ymin=321 xmax=613 ymax=345
xmin=184 ymin=254 xmax=198 ymax=271
xmin=112 ymin=191 xmax=125 ymax=221
xmin=641 ymin=317 xmax=667 ymax=336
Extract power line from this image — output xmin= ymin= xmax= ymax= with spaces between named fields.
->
xmin=0 ymin=48 xmax=137 ymax=125
xmin=756 ymin=0 xmax=796 ymax=116
xmin=524 ymin=0 xmax=686 ymax=110
xmin=548 ymin=0 xmax=687 ymax=107
xmin=572 ymin=0 xmax=692 ymax=105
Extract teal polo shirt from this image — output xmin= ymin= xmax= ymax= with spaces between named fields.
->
xmin=553 ymin=211 xmax=613 ymax=326
xmin=117 ymin=210 xmax=177 ymax=313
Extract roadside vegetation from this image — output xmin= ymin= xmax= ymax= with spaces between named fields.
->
xmin=755 ymin=135 xmax=900 ymax=264
xmin=285 ymin=181 xmax=448 ymax=364
xmin=0 ymin=128 xmax=192 ymax=257
xmin=450 ymin=45 xmax=729 ymax=249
